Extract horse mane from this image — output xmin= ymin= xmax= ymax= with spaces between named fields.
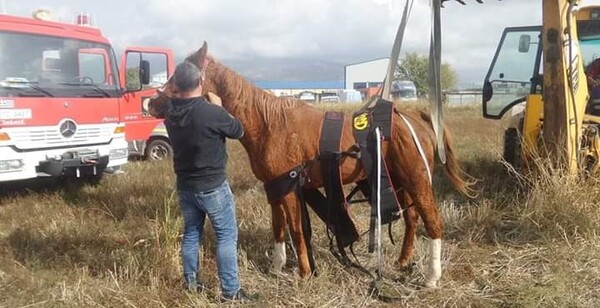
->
xmin=206 ymin=57 xmax=310 ymax=128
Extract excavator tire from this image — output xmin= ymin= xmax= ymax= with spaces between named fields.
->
xmin=503 ymin=128 xmax=521 ymax=169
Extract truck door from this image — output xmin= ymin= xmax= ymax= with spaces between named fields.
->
xmin=119 ymin=47 xmax=174 ymax=143
xmin=483 ymin=26 xmax=543 ymax=119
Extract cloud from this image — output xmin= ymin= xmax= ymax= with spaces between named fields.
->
xmin=132 ymin=0 xmax=402 ymax=60
xmin=6 ymin=0 xmax=600 ymax=84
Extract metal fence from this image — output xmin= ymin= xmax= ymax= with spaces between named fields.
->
xmin=445 ymin=91 xmax=482 ymax=105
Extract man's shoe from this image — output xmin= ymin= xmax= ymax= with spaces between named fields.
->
xmin=185 ymin=281 xmax=205 ymax=293
xmin=220 ymin=289 xmax=258 ymax=303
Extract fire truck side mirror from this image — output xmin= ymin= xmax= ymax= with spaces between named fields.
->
xmin=140 ymin=60 xmax=151 ymax=85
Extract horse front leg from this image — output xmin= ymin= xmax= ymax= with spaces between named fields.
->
xmin=281 ymin=193 xmax=312 ymax=279
xmin=269 ymin=201 xmax=287 ymax=275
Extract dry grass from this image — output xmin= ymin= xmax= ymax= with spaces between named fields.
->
xmin=2 ymin=103 xmax=600 ymax=307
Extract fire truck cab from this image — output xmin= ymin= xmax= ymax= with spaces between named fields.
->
xmin=0 ymin=11 xmax=174 ymax=183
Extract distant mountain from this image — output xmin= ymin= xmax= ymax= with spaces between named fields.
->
xmin=171 ymin=55 xmax=479 ymax=87
xmin=220 ymin=57 xmax=345 ymax=82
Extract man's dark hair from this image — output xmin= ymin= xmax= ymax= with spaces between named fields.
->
xmin=173 ymin=61 xmax=201 ymax=93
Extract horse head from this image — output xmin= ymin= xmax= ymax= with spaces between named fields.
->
xmin=148 ymin=41 xmax=212 ymax=119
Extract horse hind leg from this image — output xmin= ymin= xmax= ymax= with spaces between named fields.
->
xmin=395 ymin=190 xmax=419 ymax=268
xmin=269 ymin=201 xmax=287 ymax=275
xmin=413 ymin=192 xmax=443 ymax=288
xmin=390 ymin=163 xmax=443 ymax=287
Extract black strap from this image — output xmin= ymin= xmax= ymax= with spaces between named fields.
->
xmin=318 ymin=111 xmax=361 ymax=248
xmin=263 ymin=164 xmax=305 ymax=203
xmin=297 ymin=175 xmax=317 ymax=276
xmin=319 ymin=112 xmax=345 ymax=244
xmin=369 ymin=99 xmax=394 ymax=140
xmin=352 ymin=99 xmax=402 ymax=253
xmin=303 ymin=188 xmax=359 ymax=248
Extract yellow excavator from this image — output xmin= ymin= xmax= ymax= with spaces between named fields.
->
xmin=482 ymin=0 xmax=600 ymax=174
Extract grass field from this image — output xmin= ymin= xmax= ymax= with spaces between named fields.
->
xmin=1 ymin=103 xmax=600 ymax=307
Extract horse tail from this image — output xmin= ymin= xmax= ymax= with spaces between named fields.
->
xmin=440 ymin=125 xmax=479 ymax=199
xmin=396 ymin=109 xmax=478 ymax=198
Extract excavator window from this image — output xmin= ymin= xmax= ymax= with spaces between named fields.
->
xmin=483 ymin=26 xmax=542 ymax=119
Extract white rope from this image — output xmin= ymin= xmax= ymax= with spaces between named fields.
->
xmin=399 ymin=114 xmax=433 ymax=185
xmin=375 ymin=127 xmax=383 ymax=278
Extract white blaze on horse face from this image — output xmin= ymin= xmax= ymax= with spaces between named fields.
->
xmin=425 ymin=238 xmax=442 ymax=288
xmin=270 ymin=241 xmax=286 ymax=274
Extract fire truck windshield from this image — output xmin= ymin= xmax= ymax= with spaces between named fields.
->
xmin=0 ymin=31 xmax=120 ymax=97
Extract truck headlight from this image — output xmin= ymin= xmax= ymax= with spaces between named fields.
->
xmin=0 ymin=159 xmax=24 ymax=173
xmin=113 ymin=125 xmax=126 ymax=134
xmin=0 ymin=132 xmax=10 ymax=141
xmin=109 ymin=148 xmax=128 ymax=159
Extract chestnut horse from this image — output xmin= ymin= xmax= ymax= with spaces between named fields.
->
xmin=149 ymin=42 xmax=474 ymax=288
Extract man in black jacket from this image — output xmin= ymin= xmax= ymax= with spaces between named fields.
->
xmin=165 ymin=61 xmax=254 ymax=302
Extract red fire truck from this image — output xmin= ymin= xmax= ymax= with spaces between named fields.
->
xmin=0 ymin=11 xmax=174 ymax=183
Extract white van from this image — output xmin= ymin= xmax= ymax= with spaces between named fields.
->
xmin=392 ymin=80 xmax=418 ymax=101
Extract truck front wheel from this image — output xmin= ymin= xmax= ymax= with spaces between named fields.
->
xmin=145 ymin=139 xmax=173 ymax=161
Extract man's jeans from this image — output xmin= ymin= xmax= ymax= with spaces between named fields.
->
xmin=178 ymin=180 xmax=240 ymax=296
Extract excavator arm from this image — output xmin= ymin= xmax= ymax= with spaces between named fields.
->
xmin=541 ymin=0 xmax=589 ymax=172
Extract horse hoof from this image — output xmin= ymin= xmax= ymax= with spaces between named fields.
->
xmin=297 ymin=269 xmax=312 ymax=280
xmin=268 ymin=268 xmax=284 ymax=277
xmin=299 ymin=273 xmax=311 ymax=280
xmin=269 ymin=269 xmax=293 ymax=281
xmin=397 ymin=261 xmax=416 ymax=272
xmin=424 ymin=280 xmax=439 ymax=288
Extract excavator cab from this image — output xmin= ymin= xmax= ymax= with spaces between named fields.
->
xmin=482 ymin=5 xmax=600 ymax=173
xmin=482 ymin=26 xmax=543 ymax=167
xmin=482 ymin=26 xmax=543 ymax=121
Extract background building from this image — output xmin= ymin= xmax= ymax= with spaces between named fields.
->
xmin=253 ymin=80 xmax=343 ymax=97
xmin=344 ymin=57 xmax=388 ymax=91
xmin=253 ymin=80 xmax=344 ymax=103
xmin=344 ymin=57 xmax=417 ymax=101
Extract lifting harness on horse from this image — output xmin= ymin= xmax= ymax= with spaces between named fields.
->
xmin=264 ymin=98 xmax=424 ymax=275
xmin=264 ymin=0 xmax=460 ymax=297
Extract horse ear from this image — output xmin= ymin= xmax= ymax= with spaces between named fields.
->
xmin=198 ymin=41 xmax=208 ymax=60
xmin=186 ymin=41 xmax=209 ymax=68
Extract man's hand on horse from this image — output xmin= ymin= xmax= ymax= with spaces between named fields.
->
xmin=206 ymin=92 xmax=223 ymax=107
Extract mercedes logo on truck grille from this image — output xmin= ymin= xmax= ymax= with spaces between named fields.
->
xmin=59 ymin=119 xmax=77 ymax=138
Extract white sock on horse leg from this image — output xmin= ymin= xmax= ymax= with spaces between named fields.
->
xmin=425 ymin=238 xmax=442 ymax=288
xmin=270 ymin=241 xmax=286 ymax=273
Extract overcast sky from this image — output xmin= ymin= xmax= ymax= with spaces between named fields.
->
xmin=4 ymin=0 xmax=600 ymax=85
